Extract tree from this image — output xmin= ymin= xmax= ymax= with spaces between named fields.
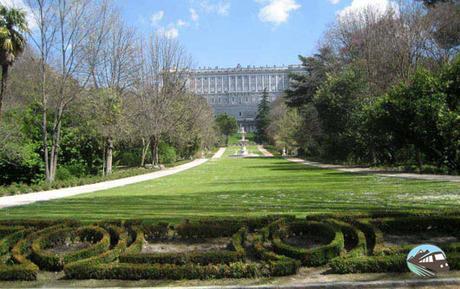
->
xmin=27 ymin=0 xmax=109 ymax=181
xmin=285 ymin=47 xmax=338 ymax=109
xmin=255 ymin=89 xmax=270 ymax=144
xmin=215 ymin=113 xmax=238 ymax=146
xmin=0 ymin=5 xmax=27 ymax=120
xmin=83 ymin=10 xmax=137 ymax=175
xmin=133 ymin=34 xmax=192 ymax=166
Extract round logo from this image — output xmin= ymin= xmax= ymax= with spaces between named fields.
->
xmin=407 ymin=244 xmax=449 ymax=277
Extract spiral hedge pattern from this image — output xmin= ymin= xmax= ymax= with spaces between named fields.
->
xmin=1 ymin=215 xmax=460 ymax=280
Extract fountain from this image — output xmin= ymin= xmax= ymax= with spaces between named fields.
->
xmin=238 ymin=127 xmax=249 ymax=156
xmin=231 ymin=127 xmax=257 ymax=158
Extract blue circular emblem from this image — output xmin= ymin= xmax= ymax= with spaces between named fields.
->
xmin=407 ymin=244 xmax=449 ymax=277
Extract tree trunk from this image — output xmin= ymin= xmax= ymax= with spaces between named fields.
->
xmin=40 ymin=59 xmax=51 ymax=182
xmin=141 ymin=137 xmax=149 ymax=167
xmin=106 ymin=137 xmax=113 ymax=175
xmin=150 ymin=135 xmax=159 ymax=166
xmin=49 ymin=109 xmax=63 ymax=182
xmin=0 ymin=65 xmax=9 ymax=121
xmin=416 ymin=148 xmax=423 ymax=172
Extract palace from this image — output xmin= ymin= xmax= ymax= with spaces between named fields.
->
xmin=187 ymin=64 xmax=303 ymax=131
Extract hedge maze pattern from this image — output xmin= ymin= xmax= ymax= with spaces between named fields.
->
xmin=1 ymin=215 xmax=460 ymax=281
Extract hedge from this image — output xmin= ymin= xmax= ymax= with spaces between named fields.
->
xmin=120 ymin=227 xmax=247 ymax=266
xmin=123 ymin=226 xmax=144 ymax=255
xmin=271 ymin=220 xmax=344 ymax=266
xmin=329 ymin=254 xmax=407 ymax=274
xmin=0 ymin=226 xmax=63 ymax=280
xmin=31 ymin=226 xmax=110 ymax=271
xmin=64 ymin=226 xmax=129 ymax=279
xmin=252 ymin=233 xmax=300 ymax=276
xmin=64 ymin=261 xmax=262 ymax=280
xmin=326 ymin=219 xmax=366 ymax=258
xmin=0 ymin=229 xmax=33 ymax=262
xmin=0 ymin=225 xmax=24 ymax=239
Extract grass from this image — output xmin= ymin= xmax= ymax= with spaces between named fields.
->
xmin=1 ymin=145 xmax=459 ymax=222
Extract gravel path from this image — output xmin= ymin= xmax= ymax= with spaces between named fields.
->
xmin=257 ymin=145 xmax=274 ymax=157
xmin=0 ymin=158 xmax=210 ymax=209
xmin=212 ymin=147 xmax=226 ymax=159
xmin=288 ymin=158 xmax=460 ymax=182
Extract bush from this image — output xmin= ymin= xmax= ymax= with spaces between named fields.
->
xmin=64 ymin=226 xmax=129 ymax=279
xmin=159 ymin=142 xmax=177 ymax=164
xmin=31 ymin=226 xmax=110 ymax=271
xmin=329 ymin=254 xmax=407 ymax=274
xmin=271 ymin=221 xmax=344 ymax=266
xmin=120 ymin=227 xmax=247 ymax=266
xmin=65 ymin=261 xmax=262 ymax=280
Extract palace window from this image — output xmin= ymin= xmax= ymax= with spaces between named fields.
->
xmin=217 ymin=77 xmax=222 ymax=93
xmin=251 ymin=75 xmax=256 ymax=91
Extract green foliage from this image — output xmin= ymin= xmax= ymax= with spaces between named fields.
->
xmin=370 ymin=64 xmax=460 ymax=172
xmin=158 ymin=142 xmax=177 ymax=164
xmin=313 ymin=67 xmax=369 ymax=161
xmin=271 ymin=221 xmax=344 ymax=266
xmin=215 ymin=113 xmax=238 ymax=146
xmin=255 ymin=89 xmax=270 ymax=144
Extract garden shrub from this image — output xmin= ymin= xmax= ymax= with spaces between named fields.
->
xmin=3 ymin=215 xmax=460 ymax=280
xmin=64 ymin=226 xmax=129 ymax=279
xmin=271 ymin=220 xmax=344 ymax=266
xmin=329 ymin=254 xmax=407 ymax=274
xmin=31 ymin=226 xmax=110 ymax=271
xmin=327 ymin=219 xmax=366 ymax=258
xmin=120 ymin=226 xmax=247 ymax=266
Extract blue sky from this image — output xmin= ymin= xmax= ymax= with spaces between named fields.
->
xmin=113 ymin=0 xmax=381 ymax=68
xmin=1 ymin=0 xmax=396 ymax=68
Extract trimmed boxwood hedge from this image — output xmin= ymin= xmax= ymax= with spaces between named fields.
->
xmin=31 ymin=226 xmax=110 ymax=271
xmin=252 ymin=230 xmax=301 ymax=276
xmin=65 ymin=261 xmax=263 ymax=280
xmin=329 ymin=254 xmax=407 ymax=273
xmin=120 ymin=226 xmax=248 ymax=266
xmin=0 ymin=225 xmax=66 ymax=281
xmin=3 ymin=215 xmax=460 ymax=280
xmin=326 ymin=219 xmax=366 ymax=258
xmin=271 ymin=220 xmax=344 ymax=266
xmin=64 ymin=226 xmax=129 ymax=279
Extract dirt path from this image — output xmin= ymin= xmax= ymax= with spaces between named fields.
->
xmin=212 ymin=147 xmax=226 ymax=159
xmin=0 ymin=158 xmax=211 ymax=209
xmin=288 ymin=158 xmax=460 ymax=182
xmin=257 ymin=145 xmax=274 ymax=157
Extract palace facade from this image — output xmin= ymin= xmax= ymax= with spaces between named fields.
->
xmin=187 ymin=64 xmax=303 ymax=131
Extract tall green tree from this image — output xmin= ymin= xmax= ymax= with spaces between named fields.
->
xmin=0 ymin=5 xmax=27 ymax=120
xmin=215 ymin=113 xmax=238 ymax=146
xmin=255 ymin=89 xmax=270 ymax=144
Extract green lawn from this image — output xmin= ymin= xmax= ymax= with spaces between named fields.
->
xmin=1 ymin=146 xmax=460 ymax=222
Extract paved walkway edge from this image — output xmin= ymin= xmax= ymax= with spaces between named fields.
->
xmin=258 ymin=145 xmax=274 ymax=157
xmin=212 ymin=147 xmax=226 ymax=159
xmin=0 ymin=158 xmax=209 ymax=209
xmin=37 ymin=277 xmax=460 ymax=289
xmin=288 ymin=158 xmax=460 ymax=182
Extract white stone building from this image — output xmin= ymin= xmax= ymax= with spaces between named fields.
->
xmin=187 ymin=64 xmax=303 ymax=131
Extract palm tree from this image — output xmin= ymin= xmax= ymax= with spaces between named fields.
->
xmin=0 ymin=5 xmax=27 ymax=120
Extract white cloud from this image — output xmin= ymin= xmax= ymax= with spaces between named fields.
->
xmin=256 ymin=0 xmax=301 ymax=25
xmin=177 ymin=19 xmax=189 ymax=27
xmin=337 ymin=0 xmax=398 ymax=19
xmin=329 ymin=0 xmax=341 ymax=4
xmin=0 ymin=0 xmax=36 ymax=30
xmin=157 ymin=26 xmax=179 ymax=39
xmin=150 ymin=10 xmax=164 ymax=26
xmin=199 ymin=0 xmax=230 ymax=16
xmin=190 ymin=8 xmax=199 ymax=22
